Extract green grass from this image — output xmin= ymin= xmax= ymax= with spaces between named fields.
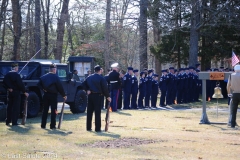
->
xmin=0 ymin=100 xmax=239 ymax=160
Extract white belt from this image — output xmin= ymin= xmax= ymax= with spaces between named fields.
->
xmin=110 ymin=81 xmax=118 ymax=83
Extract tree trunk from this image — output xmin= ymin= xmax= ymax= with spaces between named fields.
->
xmin=35 ymin=0 xmax=41 ymax=58
xmin=54 ymin=0 xmax=69 ymax=62
xmin=104 ymin=0 xmax=111 ymax=72
xmin=41 ymin=0 xmax=50 ymax=59
xmin=11 ymin=0 xmax=22 ymax=60
xmin=0 ymin=0 xmax=8 ymax=60
xmin=189 ymin=0 xmax=200 ymax=67
xmin=139 ymin=0 xmax=148 ymax=70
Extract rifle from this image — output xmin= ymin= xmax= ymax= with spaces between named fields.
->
xmin=21 ymin=96 xmax=28 ymax=125
xmin=58 ymin=100 xmax=66 ymax=129
xmin=105 ymin=102 xmax=110 ymax=132
xmin=19 ymin=48 xmax=42 ymax=74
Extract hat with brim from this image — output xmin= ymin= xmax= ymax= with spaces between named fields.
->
xmin=94 ymin=65 xmax=101 ymax=72
xmin=111 ymin=63 xmax=119 ymax=68
xmin=11 ymin=63 xmax=18 ymax=68
xmin=234 ymin=65 xmax=240 ymax=71
xmin=50 ymin=64 xmax=57 ymax=69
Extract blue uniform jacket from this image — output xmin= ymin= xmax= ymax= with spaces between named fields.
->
xmin=159 ymin=75 xmax=167 ymax=91
xmin=123 ymin=73 xmax=132 ymax=93
xmin=145 ymin=75 xmax=153 ymax=93
xmin=131 ymin=75 xmax=138 ymax=94
xmin=152 ymin=79 xmax=159 ymax=94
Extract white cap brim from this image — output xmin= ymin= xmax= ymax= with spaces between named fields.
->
xmin=111 ymin=63 xmax=119 ymax=68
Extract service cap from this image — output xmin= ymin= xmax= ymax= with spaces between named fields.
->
xmin=127 ymin=67 xmax=133 ymax=70
xmin=50 ymin=63 xmax=57 ymax=69
xmin=94 ymin=65 xmax=101 ymax=72
xmin=111 ymin=63 xmax=119 ymax=68
xmin=234 ymin=65 xmax=240 ymax=71
xmin=11 ymin=62 xmax=18 ymax=68
xmin=133 ymin=69 xmax=138 ymax=73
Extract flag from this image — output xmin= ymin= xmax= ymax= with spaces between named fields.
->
xmin=232 ymin=51 xmax=239 ymax=67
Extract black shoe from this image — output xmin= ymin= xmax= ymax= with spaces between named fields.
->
xmin=50 ymin=126 xmax=56 ymax=129
xmin=41 ymin=126 xmax=46 ymax=129
xmin=87 ymin=129 xmax=92 ymax=131
xmin=95 ymin=130 xmax=102 ymax=132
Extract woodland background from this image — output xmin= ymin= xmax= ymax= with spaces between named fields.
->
xmin=0 ymin=0 xmax=240 ymax=76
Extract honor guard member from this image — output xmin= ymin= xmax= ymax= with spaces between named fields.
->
xmin=177 ymin=68 xmax=185 ymax=104
xmin=173 ymin=69 xmax=178 ymax=104
xmin=38 ymin=64 xmax=67 ymax=129
xmin=108 ymin=63 xmax=121 ymax=111
xmin=138 ymin=71 xmax=146 ymax=108
xmin=72 ymin=70 xmax=80 ymax=81
xmin=131 ymin=69 xmax=139 ymax=109
xmin=151 ymin=74 xmax=159 ymax=107
xmin=83 ymin=65 xmax=111 ymax=132
xmin=194 ymin=69 xmax=201 ymax=102
xmin=188 ymin=66 xmax=195 ymax=102
xmin=227 ymin=64 xmax=240 ymax=128
xmin=145 ymin=69 xmax=153 ymax=108
xmin=123 ymin=67 xmax=133 ymax=109
xmin=196 ymin=63 xmax=201 ymax=71
xmin=3 ymin=63 xmax=29 ymax=126
xmin=104 ymin=68 xmax=111 ymax=109
xmin=118 ymin=70 xmax=125 ymax=109
xmin=159 ymin=70 xmax=168 ymax=107
xmin=166 ymin=67 xmax=175 ymax=105
xmin=183 ymin=68 xmax=189 ymax=103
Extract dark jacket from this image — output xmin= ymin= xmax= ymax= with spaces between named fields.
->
xmin=83 ymin=73 xmax=110 ymax=98
xmin=3 ymin=71 xmax=26 ymax=93
xmin=108 ymin=70 xmax=120 ymax=90
xmin=38 ymin=73 xmax=66 ymax=97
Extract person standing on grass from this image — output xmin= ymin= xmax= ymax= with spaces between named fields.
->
xmin=131 ymin=69 xmax=139 ymax=109
xmin=151 ymin=74 xmax=159 ymax=108
xmin=3 ymin=63 xmax=29 ymax=126
xmin=38 ymin=64 xmax=67 ymax=129
xmin=83 ymin=65 xmax=111 ymax=132
xmin=227 ymin=64 xmax=240 ymax=128
xmin=108 ymin=63 xmax=121 ymax=111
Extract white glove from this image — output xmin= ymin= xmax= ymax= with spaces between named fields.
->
xmin=228 ymin=94 xmax=232 ymax=97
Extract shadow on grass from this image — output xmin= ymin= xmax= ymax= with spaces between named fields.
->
xmin=7 ymin=124 xmax=34 ymax=133
xmin=93 ymin=131 xmax=121 ymax=139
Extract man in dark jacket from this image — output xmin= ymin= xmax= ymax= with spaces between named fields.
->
xmin=131 ymin=69 xmax=139 ymax=109
xmin=3 ymin=63 xmax=29 ymax=126
xmin=83 ymin=65 xmax=111 ymax=132
xmin=38 ymin=64 xmax=67 ymax=129
xmin=159 ymin=70 xmax=168 ymax=107
xmin=108 ymin=63 xmax=120 ymax=111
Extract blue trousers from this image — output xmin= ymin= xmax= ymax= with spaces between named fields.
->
xmin=160 ymin=90 xmax=166 ymax=106
xmin=123 ymin=91 xmax=131 ymax=109
xmin=151 ymin=93 xmax=158 ymax=107
xmin=138 ymin=91 xmax=145 ymax=108
xmin=110 ymin=89 xmax=119 ymax=111
xmin=145 ymin=91 xmax=151 ymax=107
xmin=131 ymin=91 xmax=138 ymax=109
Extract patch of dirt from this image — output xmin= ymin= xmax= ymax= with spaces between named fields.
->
xmin=80 ymin=138 xmax=162 ymax=148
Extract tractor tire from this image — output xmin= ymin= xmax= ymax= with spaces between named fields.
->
xmin=70 ymin=90 xmax=87 ymax=113
xmin=27 ymin=92 xmax=40 ymax=118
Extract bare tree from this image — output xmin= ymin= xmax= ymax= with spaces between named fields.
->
xmin=188 ymin=0 xmax=200 ymax=67
xmin=54 ymin=0 xmax=70 ymax=62
xmin=11 ymin=0 xmax=22 ymax=60
xmin=35 ymin=0 xmax=41 ymax=58
xmin=139 ymin=0 xmax=148 ymax=70
xmin=41 ymin=0 xmax=50 ymax=59
xmin=0 ymin=0 xmax=8 ymax=60
xmin=104 ymin=0 xmax=111 ymax=72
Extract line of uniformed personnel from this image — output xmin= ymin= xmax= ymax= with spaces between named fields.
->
xmin=104 ymin=63 xmax=229 ymax=111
